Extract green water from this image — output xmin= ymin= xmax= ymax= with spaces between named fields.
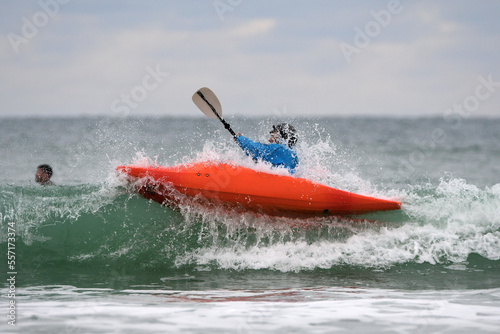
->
xmin=1 ymin=117 xmax=500 ymax=333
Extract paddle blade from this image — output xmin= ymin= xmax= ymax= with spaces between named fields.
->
xmin=192 ymin=87 xmax=222 ymax=119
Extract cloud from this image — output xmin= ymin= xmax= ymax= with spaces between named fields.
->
xmin=0 ymin=1 xmax=499 ymax=118
xmin=230 ymin=18 xmax=277 ymax=37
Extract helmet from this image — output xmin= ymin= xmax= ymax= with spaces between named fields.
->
xmin=270 ymin=123 xmax=298 ymax=147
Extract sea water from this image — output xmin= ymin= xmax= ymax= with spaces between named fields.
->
xmin=1 ymin=116 xmax=500 ymax=333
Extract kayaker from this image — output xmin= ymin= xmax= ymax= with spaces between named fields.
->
xmin=235 ymin=123 xmax=299 ymax=173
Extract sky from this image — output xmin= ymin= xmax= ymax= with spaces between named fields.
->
xmin=1 ymin=0 xmax=499 ymax=118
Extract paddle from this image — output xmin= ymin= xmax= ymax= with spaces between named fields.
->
xmin=192 ymin=87 xmax=237 ymax=138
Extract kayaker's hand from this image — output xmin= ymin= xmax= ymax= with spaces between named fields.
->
xmin=234 ymin=133 xmax=242 ymax=141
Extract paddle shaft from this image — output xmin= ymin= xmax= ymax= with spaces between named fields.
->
xmin=196 ymin=91 xmax=237 ymax=138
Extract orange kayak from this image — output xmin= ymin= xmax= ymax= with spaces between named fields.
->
xmin=116 ymin=162 xmax=401 ymax=217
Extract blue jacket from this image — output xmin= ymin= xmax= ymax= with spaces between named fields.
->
xmin=235 ymin=135 xmax=299 ymax=173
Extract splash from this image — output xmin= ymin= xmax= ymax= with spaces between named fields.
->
xmin=3 ymin=120 xmax=499 ymax=273
xmin=172 ymin=176 xmax=500 ymax=271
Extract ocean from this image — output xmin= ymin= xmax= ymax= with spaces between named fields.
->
xmin=1 ymin=116 xmax=500 ymax=333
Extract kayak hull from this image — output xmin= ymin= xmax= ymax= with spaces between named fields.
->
xmin=116 ymin=162 xmax=401 ymax=217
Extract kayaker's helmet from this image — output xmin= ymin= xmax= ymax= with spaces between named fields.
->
xmin=270 ymin=123 xmax=298 ymax=148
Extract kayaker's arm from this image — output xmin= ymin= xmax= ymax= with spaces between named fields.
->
xmin=235 ymin=135 xmax=299 ymax=173
xmin=235 ymin=135 xmax=274 ymax=161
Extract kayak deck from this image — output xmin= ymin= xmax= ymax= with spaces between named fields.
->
xmin=116 ymin=162 xmax=401 ymax=217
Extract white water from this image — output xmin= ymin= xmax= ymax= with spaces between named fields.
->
xmin=5 ymin=286 xmax=500 ymax=334
xmin=174 ymin=177 xmax=500 ymax=271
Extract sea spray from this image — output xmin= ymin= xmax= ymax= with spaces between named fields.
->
xmin=170 ymin=175 xmax=500 ymax=271
xmin=1 ymin=118 xmax=499 ymax=274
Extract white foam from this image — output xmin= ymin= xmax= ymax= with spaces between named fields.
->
xmin=14 ymin=286 xmax=500 ymax=334
xmin=118 ymin=133 xmax=500 ymax=272
xmin=172 ymin=176 xmax=500 ymax=271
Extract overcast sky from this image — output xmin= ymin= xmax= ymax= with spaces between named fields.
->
xmin=1 ymin=0 xmax=499 ymax=118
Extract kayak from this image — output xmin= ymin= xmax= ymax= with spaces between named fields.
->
xmin=116 ymin=162 xmax=401 ymax=217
